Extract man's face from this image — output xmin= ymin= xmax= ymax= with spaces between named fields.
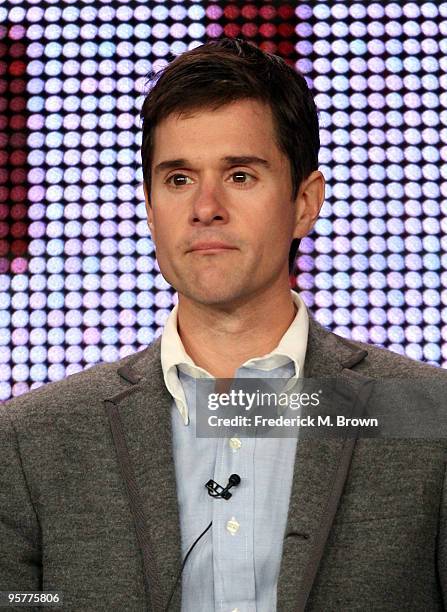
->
xmin=145 ymin=98 xmax=321 ymax=308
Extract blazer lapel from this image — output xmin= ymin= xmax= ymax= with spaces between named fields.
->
xmin=103 ymin=340 xmax=182 ymax=612
xmin=277 ymin=314 xmax=373 ymax=612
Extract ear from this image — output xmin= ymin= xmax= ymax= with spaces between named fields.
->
xmin=292 ymin=170 xmax=325 ymax=239
xmin=143 ymin=181 xmax=155 ymax=236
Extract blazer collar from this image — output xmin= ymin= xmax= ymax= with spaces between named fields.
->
xmin=103 ymin=311 xmax=371 ymax=611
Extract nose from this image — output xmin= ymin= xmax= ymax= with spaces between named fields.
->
xmin=189 ymin=180 xmax=229 ymax=226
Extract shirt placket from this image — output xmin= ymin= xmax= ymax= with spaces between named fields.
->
xmin=213 ymin=433 xmax=256 ymax=612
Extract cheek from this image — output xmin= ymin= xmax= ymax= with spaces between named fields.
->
xmin=255 ymin=213 xmax=294 ymax=264
xmin=259 ymin=213 xmax=293 ymax=242
xmin=153 ymin=227 xmax=172 ymax=257
xmin=151 ymin=209 xmax=170 ymax=244
xmin=151 ymin=219 xmax=182 ymax=273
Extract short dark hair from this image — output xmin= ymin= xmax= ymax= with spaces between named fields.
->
xmin=140 ymin=37 xmax=320 ymax=274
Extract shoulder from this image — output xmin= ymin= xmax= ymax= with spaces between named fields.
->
xmin=325 ymin=330 xmax=447 ymax=447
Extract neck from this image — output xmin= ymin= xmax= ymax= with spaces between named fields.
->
xmin=176 ymin=283 xmax=297 ymax=379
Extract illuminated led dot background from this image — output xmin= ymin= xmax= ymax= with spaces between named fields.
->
xmin=1 ymin=1 xmax=446 ymax=400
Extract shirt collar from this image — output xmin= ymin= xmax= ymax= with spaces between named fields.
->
xmin=160 ymin=290 xmax=309 ymax=425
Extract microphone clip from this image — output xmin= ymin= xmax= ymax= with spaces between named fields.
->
xmin=205 ymin=474 xmax=241 ymax=500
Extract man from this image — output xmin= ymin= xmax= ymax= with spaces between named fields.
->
xmin=1 ymin=38 xmax=447 ymax=611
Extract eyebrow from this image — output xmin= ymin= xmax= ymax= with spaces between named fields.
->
xmin=153 ymin=155 xmax=271 ymax=174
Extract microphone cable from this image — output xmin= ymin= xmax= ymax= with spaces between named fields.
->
xmin=164 ymin=520 xmax=212 ymax=611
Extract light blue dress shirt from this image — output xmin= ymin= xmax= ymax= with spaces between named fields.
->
xmin=161 ymin=291 xmax=309 ymax=611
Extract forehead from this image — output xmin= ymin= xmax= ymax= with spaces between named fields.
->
xmin=151 ymin=98 xmax=283 ymax=166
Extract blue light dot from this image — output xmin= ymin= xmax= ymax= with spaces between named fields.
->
xmin=12 ymin=364 xmax=29 ymax=382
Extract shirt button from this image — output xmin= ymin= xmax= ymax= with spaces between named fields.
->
xmin=226 ymin=516 xmax=240 ymax=535
xmin=229 ymin=437 xmax=242 ymax=451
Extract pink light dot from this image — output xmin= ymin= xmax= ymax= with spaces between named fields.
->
xmin=11 ymin=257 xmax=28 ymax=273
xmin=9 ymin=25 xmax=26 ymax=40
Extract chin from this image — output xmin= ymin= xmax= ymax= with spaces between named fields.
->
xmin=180 ymin=282 xmax=250 ymax=307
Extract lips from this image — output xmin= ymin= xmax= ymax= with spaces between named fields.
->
xmin=188 ymin=241 xmax=237 ymax=252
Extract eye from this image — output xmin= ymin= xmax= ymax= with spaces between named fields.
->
xmin=230 ymin=171 xmax=254 ymax=184
xmin=166 ymin=174 xmax=193 ymax=187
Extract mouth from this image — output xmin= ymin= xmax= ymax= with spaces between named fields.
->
xmin=188 ymin=242 xmax=238 ymax=254
xmin=190 ymin=248 xmax=236 ymax=254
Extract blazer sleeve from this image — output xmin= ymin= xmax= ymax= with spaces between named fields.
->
xmin=0 ymin=404 xmax=42 ymax=591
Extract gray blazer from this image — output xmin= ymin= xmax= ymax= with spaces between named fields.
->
xmin=1 ymin=313 xmax=447 ymax=611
